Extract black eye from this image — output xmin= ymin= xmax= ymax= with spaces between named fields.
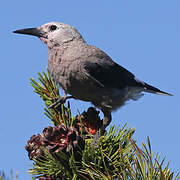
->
xmin=50 ymin=25 xmax=57 ymax=31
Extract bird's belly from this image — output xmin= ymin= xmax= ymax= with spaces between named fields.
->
xmin=66 ymin=79 xmax=101 ymax=102
xmin=67 ymin=82 xmax=129 ymax=111
xmin=50 ymin=63 xmax=142 ymax=110
xmin=68 ymin=86 xmax=144 ymax=111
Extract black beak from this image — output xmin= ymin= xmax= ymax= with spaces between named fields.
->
xmin=13 ymin=28 xmax=44 ymax=37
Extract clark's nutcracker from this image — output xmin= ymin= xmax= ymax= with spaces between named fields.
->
xmin=14 ymin=22 xmax=172 ymax=135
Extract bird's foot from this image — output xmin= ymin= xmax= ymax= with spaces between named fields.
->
xmin=49 ymin=97 xmax=66 ymax=109
xmin=49 ymin=96 xmax=73 ymax=109
xmin=91 ymin=110 xmax=111 ymax=146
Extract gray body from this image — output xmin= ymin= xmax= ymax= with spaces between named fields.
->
xmin=48 ymin=40 xmax=130 ymax=111
xmin=13 ymin=22 xmax=172 ymax=131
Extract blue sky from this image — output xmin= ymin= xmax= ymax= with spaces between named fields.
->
xmin=1 ymin=0 xmax=180 ymax=179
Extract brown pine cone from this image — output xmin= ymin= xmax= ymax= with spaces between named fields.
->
xmin=75 ymin=107 xmax=103 ymax=135
xmin=25 ymin=134 xmax=44 ymax=160
xmin=42 ymin=124 xmax=85 ymax=160
xmin=39 ymin=174 xmax=62 ymax=180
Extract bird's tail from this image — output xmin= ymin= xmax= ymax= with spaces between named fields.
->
xmin=143 ymin=82 xmax=172 ymax=96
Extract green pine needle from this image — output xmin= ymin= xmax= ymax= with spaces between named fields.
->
xmin=28 ymin=69 xmax=180 ymax=180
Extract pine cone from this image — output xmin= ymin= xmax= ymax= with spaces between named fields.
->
xmin=26 ymin=123 xmax=85 ymax=162
xmin=39 ymin=174 xmax=62 ymax=180
xmin=25 ymin=134 xmax=44 ymax=160
xmin=43 ymin=124 xmax=85 ymax=160
xmin=39 ymin=175 xmax=53 ymax=180
xmin=75 ymin=107 xmax=103 ymax=135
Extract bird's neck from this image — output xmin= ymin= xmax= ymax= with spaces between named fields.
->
xmin=48 ymin=45 xmax=66 ymax=58
xmin=48 ymin=42 xmax=73 ymax=80
xmin=48 ymin=46 xmax=66 ymax=69
xmin=48 ymin=39 xmax=86 ymax=58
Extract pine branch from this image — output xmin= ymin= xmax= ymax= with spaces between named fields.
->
xmin=27 ymin=69 xmax=180 ymax=180
xmin=129 ymin=137 xmax=179 ymax=180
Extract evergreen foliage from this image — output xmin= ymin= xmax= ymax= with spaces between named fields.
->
xmin=23 ymin=69 xmax=179 ymax=180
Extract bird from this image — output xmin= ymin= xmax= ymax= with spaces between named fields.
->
xmin=13 ymin=22 xmax=172 ymax=136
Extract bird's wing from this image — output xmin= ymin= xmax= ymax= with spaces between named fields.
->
xmin=83 ymin=52 xmax=172 ymax=96
xmin=83 ymin=54 xmax=138 ymax=89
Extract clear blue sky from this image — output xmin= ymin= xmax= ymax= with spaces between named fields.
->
xmin=1 ymin=0 xmax=180 ymax=179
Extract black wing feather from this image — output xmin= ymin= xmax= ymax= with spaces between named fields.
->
xmin=84 ymin=55 xmax=139 ymax=89
xmin=83 ymin=54 xmax=172 ymax=96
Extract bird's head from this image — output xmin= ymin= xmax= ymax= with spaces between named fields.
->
xmin=13 ymin=22 xmax=84 ymax=48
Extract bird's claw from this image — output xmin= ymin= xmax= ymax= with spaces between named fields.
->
xmin=49 ymin=97 xmax=67 ymax=109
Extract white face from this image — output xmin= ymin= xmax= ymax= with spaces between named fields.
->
xmin=38 ymin=22 xmax=81 ymax=47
